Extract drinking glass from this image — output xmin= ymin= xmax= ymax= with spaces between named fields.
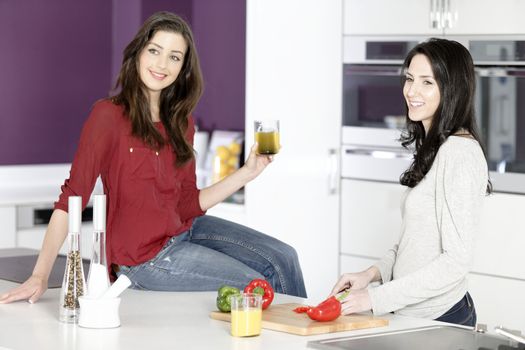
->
xmin=254 ymin=120 xmax=280 ymax=155
xmin=230 ymin=293 xmax=263 ymax=337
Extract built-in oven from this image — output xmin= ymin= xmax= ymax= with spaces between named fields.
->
xmin=472 ymin=40 xmax=525 ymax=193
xmin=342 ymin=36 xmax=525 ymax=194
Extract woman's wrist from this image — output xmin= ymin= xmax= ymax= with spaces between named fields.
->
xmin=366 ymin=266 xmax=380 ymax=283
xmin=238 ymin=165 xmax=257 ymax=182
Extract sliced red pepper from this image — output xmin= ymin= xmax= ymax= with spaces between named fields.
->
xmin=295 ymin=290 xmax=350 ymax=322
xmin=244 ymin=278 xmax=274 ymax=310
xmin=306 ymin=296 xmax=341 ymax=322
xmin=293 ymin=306 xmax=311 ymax=313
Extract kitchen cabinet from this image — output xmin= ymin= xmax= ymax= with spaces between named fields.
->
xmin=447 ymin=0 xmax=525 ymax=35
xmin=340 ymin=254 xmax=378 ymax=276
xmin=469 ymin=273 xmax=525 ymax=332
xmin=473 ymin=192 xmax=525 ymax=280
xmin=340 ymin=179 xmax=404 ymax=259
xmin=245 ymin=0 xmax=342 ymax=301
xmin=343 ymin=0 xmax=442 ymax=36
xmin=344 ymin=0 xmax=525 ymax=36
xmin=469 ymin=191 xmax=525 ymax=331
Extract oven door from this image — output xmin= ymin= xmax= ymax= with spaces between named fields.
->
xmin=476 ymin=67 xmax=525 ymax=194
xmin=343 ymin=64 xmax=406 ymax=129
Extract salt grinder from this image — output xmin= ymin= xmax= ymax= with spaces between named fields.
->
xmin=86 ymin=194 xmax=110 ymax=298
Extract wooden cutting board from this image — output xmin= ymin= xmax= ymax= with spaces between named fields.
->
xmin=209 ymin=303 xmax=389 ymax=336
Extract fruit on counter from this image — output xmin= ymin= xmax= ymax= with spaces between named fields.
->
xmin=293 ymin=290 xmax=350 ymax=322
xmin=244 ymin=278 xmax=274 ymax=310
xmin=216 ymin=285 xmax=240 ymax=313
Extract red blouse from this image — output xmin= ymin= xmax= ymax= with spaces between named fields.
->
xmin=54 ymin=99 xmax=205 ymax=267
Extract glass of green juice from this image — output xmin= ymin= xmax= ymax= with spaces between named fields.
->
xmin=254 ymin=120 xmax=280 ymax=155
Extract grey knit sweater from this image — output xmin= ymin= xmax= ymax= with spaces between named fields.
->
xmin=368 ymin=136 xmax=488 ymax=319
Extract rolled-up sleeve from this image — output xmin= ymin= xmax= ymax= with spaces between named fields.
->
xmin=54 ymin=101 xmax=115 ymax=212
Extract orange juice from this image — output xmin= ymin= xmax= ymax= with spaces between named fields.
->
xmin=230 ymin=308 xmax=262 ymax=337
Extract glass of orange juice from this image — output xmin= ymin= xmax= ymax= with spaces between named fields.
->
xmin=230 ymin=293 xmax=263 ymax=337
xmin=254 ymin=120 xmax=280 ymax=155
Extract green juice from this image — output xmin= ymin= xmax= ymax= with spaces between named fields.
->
xmin=255 ymin=131 xmax=280 ymax=155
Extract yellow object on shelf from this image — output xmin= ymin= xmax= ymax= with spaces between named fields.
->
xmin=211 ymin=141 xmax=242 ymax=183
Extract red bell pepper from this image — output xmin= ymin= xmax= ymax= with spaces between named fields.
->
xmin=306 ymin=296 xmax=341 ymax=322
xmin=244 ymin=278 xmax=274 ymax=310
xmin=293 ymin=290 xmax=350 ymax=322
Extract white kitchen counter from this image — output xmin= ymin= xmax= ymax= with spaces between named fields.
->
xmin=0 ymin=280 xmax=444 ymax=350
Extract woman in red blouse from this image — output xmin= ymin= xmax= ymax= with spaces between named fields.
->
xmin=0 ymin=12 xmax=306 ymax=304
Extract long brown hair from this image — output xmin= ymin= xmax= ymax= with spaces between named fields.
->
xmin=399 ymin=38 xmax=492 ymax=194
xmin=113 ymin=11 xmax=203 ymax=166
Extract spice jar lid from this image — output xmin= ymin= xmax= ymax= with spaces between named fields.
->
xmin=93 ymin=194 xmax=106 ymax=232
xmin=68 ymin=196 xmax=82 ymax=233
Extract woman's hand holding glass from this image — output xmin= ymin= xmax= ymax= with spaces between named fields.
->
xmin=241 ymin=143 xmax=273 ymax=181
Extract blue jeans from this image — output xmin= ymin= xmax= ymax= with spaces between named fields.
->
xmin=117 ymin=215 xmax=307 ymax=297
xmin=435 ymin=292 xmax=477 ymax=327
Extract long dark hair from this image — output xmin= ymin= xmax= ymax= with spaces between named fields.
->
xmin=399 ymin=38 xmax=492 ymax=193
xmin=112 ymin=11 xmax=203 ymax=166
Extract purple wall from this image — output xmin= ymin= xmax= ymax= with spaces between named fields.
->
xmin=0 ymin=0 xmax=245 ymax=165
xmin=112 ymin=0 xmax=142 ymax=84
xmin=139 ymin=0 xmax=246 ymax=132
xmin=0 ymin=0 xmax=112 ymax=165
xmin=192 ymin=0 xmax=246 ymax=132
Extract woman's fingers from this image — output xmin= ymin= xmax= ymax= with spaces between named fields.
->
xmin=0 ymin=287 xmax=32 ymax=304
xmin=330 ymin=275 xmax=351 ymax=296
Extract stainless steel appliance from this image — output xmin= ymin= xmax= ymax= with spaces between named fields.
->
xmin=472 ymin=40 xmax=525 ymax=193
xmin=342 ymin=36 xmax=432 ymax=185
xmin=342 ymin=36 xmax=525 ymax=193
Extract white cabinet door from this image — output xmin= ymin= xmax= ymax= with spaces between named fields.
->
xmin=340 ymin=179 xmax=405 ymax=259
xmin=344 ymin=0 xmax=442 ymax=35
xmin=340 ymin=254 xmax=378 ymax=276
xmin=246 ymin=0 xmax=342 ymax=301
xmin=472 ymin=192 xmax=525 ymax=280
xmin=469 ymin=273 xmax=525 ymax=332
xmin=446 ymin=0 xmax=525 ymax=35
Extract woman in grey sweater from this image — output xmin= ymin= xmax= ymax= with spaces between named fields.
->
xmin=331 ymin=38 xmax=492 ymax=327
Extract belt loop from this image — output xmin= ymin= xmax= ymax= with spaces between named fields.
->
xmin=466 ymin=293 xmax=472 ymax=308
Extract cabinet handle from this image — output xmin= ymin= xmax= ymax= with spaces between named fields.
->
xmin=443 ymin=0 xmax=452 ymax=29
xmin=429 ymin=0 xmax=438 ymax=29
xmin=328 ymin=148 xmax=339 ymax=195
xmin=345 ymin=148 xmax=412 ymax=160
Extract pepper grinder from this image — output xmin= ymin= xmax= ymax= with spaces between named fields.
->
xmin=59 ymin=196 xmax=86 ymax=323
xmin=86 ymin=194 xmax=110 ymax=298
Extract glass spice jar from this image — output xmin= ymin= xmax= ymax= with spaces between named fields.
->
xmin=59 ymin=196 xmax=86 ymax=323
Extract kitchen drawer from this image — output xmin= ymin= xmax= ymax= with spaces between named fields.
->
xmin=340 ymin=179 xmax=404 ymax=258
xmin=17 ymin=223 xmax=93 ymax=259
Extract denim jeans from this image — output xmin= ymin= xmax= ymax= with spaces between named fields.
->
xmin=435 ymin=292 xmax=477 ymax=327
xmin=117 ymin=215 xmax=307 ymax=297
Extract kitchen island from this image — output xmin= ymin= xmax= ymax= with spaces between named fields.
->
xmin=0 ymin=280 xmax=446 ymax=350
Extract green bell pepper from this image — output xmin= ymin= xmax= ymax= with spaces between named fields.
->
xmin=216 ymin=285 xmax=240 ymax=312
